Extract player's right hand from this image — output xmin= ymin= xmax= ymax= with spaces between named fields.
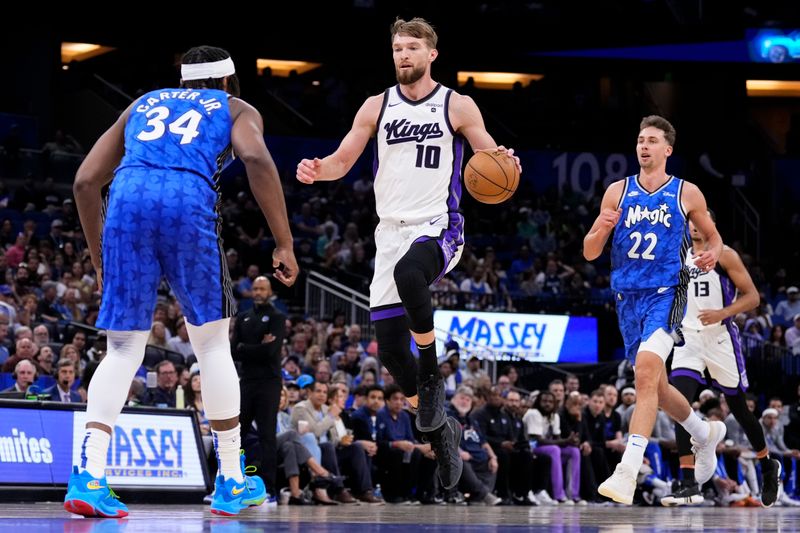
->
xmin=273 ymin=247 xmax=299 ymax=287
xmin=296 ymin=157 xmax=322 ymax=184
xmin=598 ymin=208 xmax=622 ymax=231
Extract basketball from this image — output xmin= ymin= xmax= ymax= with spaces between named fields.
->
xmin=464 ymin=150 xmax=520 ymax=204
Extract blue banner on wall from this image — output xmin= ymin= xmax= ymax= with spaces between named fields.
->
xmin=434 ymin=310 xmax=597 ymax=363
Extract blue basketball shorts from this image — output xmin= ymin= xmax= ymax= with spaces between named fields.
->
xmin=96 ymin=170 xmax=235 ymax=331
xmin=615 ymin=286 xmax=687 ymax=364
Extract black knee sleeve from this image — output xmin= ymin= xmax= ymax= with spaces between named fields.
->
xmin=726 ymin=391 xmax=767 ymax=452
xmin=394 ymin=240 xmax=443 ymax=334
xmin=375 ymin=315 xmax=418 ymax=397
xmin=670 ymin=375 xmax=702 ymax=457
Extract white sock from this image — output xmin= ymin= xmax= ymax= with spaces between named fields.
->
xmin=680 ymin=412 xmax=710 ymax=444
xmin=620 ymin=434 xmax=648 ymax=471
xmin=80 ymin=428 xmax=111 ymax=479
xmin=212 ymin=425 xmax=243 ymax=483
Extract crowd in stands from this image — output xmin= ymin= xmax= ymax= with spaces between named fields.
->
xmin=0 ymin=139 xmax=798 ymax=505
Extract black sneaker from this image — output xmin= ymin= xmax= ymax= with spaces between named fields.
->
xmin=761 ymin=458 xmax=782 ymax=508
xmin=660 ymin=481 xmax=703 ymax=506
xmin=429 ymin=416 xmax=463 ymax=490
xmin=416 ymin=373 xmax=446 ymax=432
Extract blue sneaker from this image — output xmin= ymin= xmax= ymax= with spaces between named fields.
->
xmin=210 ymin=475 xmax=251 ymax=516
xmin=63 ymin=466 xmax=129 ymax=518
xmin=239 ymin=452 xmax=271 ymax=507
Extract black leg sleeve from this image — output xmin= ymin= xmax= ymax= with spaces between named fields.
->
xmin=375 ymin=315 xmax=418 ymax=397
xmin=393 ymin=239 xmax=443 ymax=334
xmin=726 ymin=390 xmax=767 ymax=452
xmin=671 ymin=375 xmax=702 ymax=457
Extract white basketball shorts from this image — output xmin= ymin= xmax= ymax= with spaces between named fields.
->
xmin=369 ymin=213 xmax=464 ymax=321
xmin=671 ymin=323 xmax=749 ymax=393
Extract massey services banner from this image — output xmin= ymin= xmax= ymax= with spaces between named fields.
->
xmin=73 ymin=411 xmax=205 ymax=488
xmin=435 ymin=310 xmax=597 ymax=363
xmin=0 ymin=404 xmax=206 ymax=488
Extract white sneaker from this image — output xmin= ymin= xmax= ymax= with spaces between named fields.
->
xmin=535 ymin=490 xmax=558 ymax=506
xmin=482 ymin=492 xmax=502 ymax=506
xmin=527 ymin=490 xmax=540 ymax=506
xmin=559 ymin=499 xmax=575 ymax=506
xmin=574 ymin=499 xmax=588 ymax=506
xmin=598 ymin=463 xmax=637 ymax=505
xmin=691 ymin=421 xmax=726 ymax=484
xmin=780 ymin=493 xmax=800 ymax=507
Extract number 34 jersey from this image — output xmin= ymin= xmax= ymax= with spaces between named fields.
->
xmin=610 ymin=175 xmax=691 ymax=292
xmin=117 ymin=88 xmax=232 ymax=191
xmin=96 ymin=88 xmax=236 ymax=331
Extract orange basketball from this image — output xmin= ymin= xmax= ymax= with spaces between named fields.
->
xmin=464 ymin=150 xmax=519 ymax=204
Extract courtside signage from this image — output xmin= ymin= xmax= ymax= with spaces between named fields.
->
xmin=435 ymin=310 xmax=597 ymax=363
xmin=0 ymin=408 xmax=73 ymax=483
xmin=0 ymin=405 xmax=205 ymax=489
xmin=73 ymin=411 xmax=204 ymax=488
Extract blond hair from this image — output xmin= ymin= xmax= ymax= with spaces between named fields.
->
xmin=390 ymin=17 xmax=438 ymax=49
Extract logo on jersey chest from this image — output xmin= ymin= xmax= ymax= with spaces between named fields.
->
xmin=687 ymin=266 xmax=708 ymax=279
xmin=624 ymin=204 xmax=672 ymax=229
xmin=384 ymin=119 xmax=443 ymax=145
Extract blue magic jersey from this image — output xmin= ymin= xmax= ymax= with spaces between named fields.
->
xmin=610 ymin=175 xmax=690 ymax=292
xmin=117 ymin=88 xmax=232 ymax=187
xmin=97 ymin=88 xmax=236 ymax=331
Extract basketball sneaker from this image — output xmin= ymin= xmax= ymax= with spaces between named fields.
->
xmin=210 ymin=452 xmax=270 ymax=515
xmin=210 ymin=475 xmax=251 ymax=516
xmin=598 ymin=463 xmax=637 ymax=505
xmin=416 ymin=373 xmax=446 ymax=432
xmin=428 ymin=416 xmax=463 ymax=490
xmin=239 ymin=452 xmax=272 ymax=507
xmin=691 ymin=421 xmax=726 ymax=484
xmin=660 ymin=480 xmax=703 ymax=506
xmin=63 ymin=466 xmax=129 ymax=518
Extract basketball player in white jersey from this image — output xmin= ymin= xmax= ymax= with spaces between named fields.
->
xmin=662 ymin=211 xmax=780 ymax=507
xmin=296 ymin=17 xmax=520 ymax=490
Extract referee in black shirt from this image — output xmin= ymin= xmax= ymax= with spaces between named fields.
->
xmin=232 ymin=276 xmax=286 ymax=495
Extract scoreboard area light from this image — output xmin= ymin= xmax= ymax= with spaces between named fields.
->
xmin=61 ymin=42 xmax=114 ymax=63
xmin=256 ymin=59 xmax=321 ymax=77
xmin=457 ymin=71 xmax=544 ymax=90
xmin=746 ymin=80 xmax=800 ymax=97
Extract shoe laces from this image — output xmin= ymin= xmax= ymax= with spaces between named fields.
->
xmin=244 ymin=465 xmax=258 ymax=475
xmin=107 ymin=487 xmax=121 ymax=500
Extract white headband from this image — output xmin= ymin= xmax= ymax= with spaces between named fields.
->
xmin=181 ymin=57 xmax=235 ymax=81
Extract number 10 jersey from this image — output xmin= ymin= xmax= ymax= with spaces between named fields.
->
xmin=373 ymin=84 xmax=465 ymax=225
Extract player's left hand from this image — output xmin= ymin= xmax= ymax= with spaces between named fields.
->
xmin=487 ymin=145 xmax=522 ymax=175
xmin=698 ymin=308 xmax=726 ymax=326
xmin=692 ymin=248 xmax=719 ymax=273
xmin=272 ymin=247 xmax=299 ymax=287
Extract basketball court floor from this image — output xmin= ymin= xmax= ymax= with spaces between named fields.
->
xmin=1 ymin=502 xmax=798 ymax=532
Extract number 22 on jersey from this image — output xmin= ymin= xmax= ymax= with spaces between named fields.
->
xmin=137 ymin=106 xmax=203 ymax=145
xmin=627 ymin=231 xmax=657 ymax=260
